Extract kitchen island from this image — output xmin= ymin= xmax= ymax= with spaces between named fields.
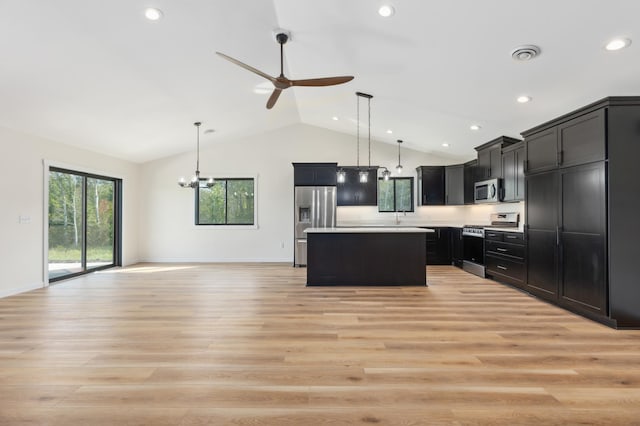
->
xmin=304 ymin=227 xmax=433 ymax=286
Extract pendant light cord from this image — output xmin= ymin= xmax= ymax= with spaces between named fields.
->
xmin=356 ymin=95 xmax=360 ymax=169
xmin=368 ymin=96 xmax=371 ymax=168
xmin=398 ymin=140 xmax=401 ymax=165
xmin=195 ymin=122 xmax=201 ymax=175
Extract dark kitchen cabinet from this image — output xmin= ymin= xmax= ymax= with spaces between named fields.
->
xmin=524 ymin=128 xmax=558 ymax=174
xmin=425 ymin=227 xmax=451 ymax=265
xmin=525 ymin=170 xmax=559 ymax=300
xmin=336 ymin=167 xmax=377 ymax=206
xmin=524 ymin=109 xmax=606 ymax=175
xmin=463 ymin=160 xmax=477 ymax=204
xmin=451 ymin=227 xmax=464 ymax=268
xmin=485 ymin=231 xmax=526 ymax=289
xmin=416 ymin=166 xmax=445 ymax=206
xmin=559 ymin=162 xmax=607 ymax=314
xmin=502 ymin=142 xmax=525 ymax=202
xmin=292 ymin=162 xmax=337 ymax=186
xmin=445 ymin=165 xmax=464 ymax=205
xmin=521 ymin=96 xmax=640 ymax=328
xmin=558 ymin=109 xmax=606 ymax=168
xmin=475 ymin=136 xmax=519 ymax=180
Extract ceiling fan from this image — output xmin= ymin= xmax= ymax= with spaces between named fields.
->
xmin=216 ymin=31 xmax=354 ymax=109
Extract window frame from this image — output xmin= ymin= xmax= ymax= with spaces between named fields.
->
xmin=195 ymin=176 xmax=258 ymax=228
xmin=377 ymin=176 xmax=415 ymax=213
xmin=46 ymin=165 xmax=122 ymax=283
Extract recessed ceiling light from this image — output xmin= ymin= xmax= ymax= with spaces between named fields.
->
xmin=378 ymin=5 xmax=395 ymax=17
xmin=332 ymin=116 xmax=339 ymax=121
xmin=442 ymin=143 xmax=450 ymax=148
xmin=605 ymin=38 xmax=632 ymax=51
xmin=386 ymin=129 xmax=393 ymax=134
xmin=144 ymin=7 xmax=164 ymax=21
xmin=470 ymin=124 xmax=481 ymax=131
xmin=517 ymin=95 xmax=532 ymax=103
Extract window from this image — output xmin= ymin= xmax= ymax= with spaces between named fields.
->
xmin=196 ymin=178 xmax=255 ymax=225
xmin=378 ymin=177 xmax=414 ymax=212
xmin=48 ymin=167 xmax=122 ymax=282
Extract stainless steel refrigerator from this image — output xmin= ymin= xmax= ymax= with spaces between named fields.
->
xmin=294 ymin=186 xmax=337 ymax=267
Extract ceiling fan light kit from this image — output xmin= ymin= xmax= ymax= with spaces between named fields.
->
xmin=216 ymin=29 xmax=354 ymax=109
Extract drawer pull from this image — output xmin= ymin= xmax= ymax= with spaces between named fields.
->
xmin=497 ymin=265 xmax=507 ymax=270
xmin=496 ymin=248 xmax=507 ymax=252
xmin=506 ymin=235 xmax=518 ymax=239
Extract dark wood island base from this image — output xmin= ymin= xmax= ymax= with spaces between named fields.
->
xmin=305 ymin=227 xmax=432 ymax=286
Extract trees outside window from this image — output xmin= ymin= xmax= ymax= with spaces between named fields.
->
xmin=197 ymin=178 xmax=255 ymax=225
xmin=378 ymin=177 xmax=414 ymax=212
xmin=48 ymin=168 xmax=121 ymax=281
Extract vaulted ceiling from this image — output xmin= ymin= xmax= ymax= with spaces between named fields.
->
xmin=1 ymin=0 xmax=638 ymax=163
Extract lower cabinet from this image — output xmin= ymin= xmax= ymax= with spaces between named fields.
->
xmin=484 ymin=231 xmax=525 ymax=288
xmin=425 ymin=227 xmax=451 ymax=265
xmin=451 ymin=227 xmax=463 ymax=267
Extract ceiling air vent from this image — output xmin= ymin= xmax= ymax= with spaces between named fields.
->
xmin=511 ymin=45 xmax=541 ymax=61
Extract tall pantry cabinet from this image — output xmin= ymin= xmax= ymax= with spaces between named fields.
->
xmin=522 ymin=97 xmax=640 ymax=328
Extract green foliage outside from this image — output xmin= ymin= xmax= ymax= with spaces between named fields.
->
xmin=378 ymin=177 xmax=413 ymax=212
xmin=198 ymin=179 xmax=254 ymax=225
xmin=48 ymin=171 xmax=114 ymax=263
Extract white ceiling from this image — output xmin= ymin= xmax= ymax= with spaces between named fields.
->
xmin=1 ymin=0 xmax=638 ymax=163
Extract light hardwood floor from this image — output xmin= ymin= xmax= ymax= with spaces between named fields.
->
xmin=1 ymin=263 xmax=640 ymax=425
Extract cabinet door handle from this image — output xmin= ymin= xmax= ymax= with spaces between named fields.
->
xmin=556 ymin=226 xmax=560 ymax=246
xmin=496 ymin=247 xmax=507 ymax=252
xmin=557 ymin=150 xmax=563 ymax=166
xmin=497 ymin=265 xmax=507 ymax=270
xmin=524 ymin=159 xmax=528 ymax=173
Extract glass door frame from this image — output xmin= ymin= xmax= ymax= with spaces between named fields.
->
xmin=46 ymin=165 xmax=122 ymax=283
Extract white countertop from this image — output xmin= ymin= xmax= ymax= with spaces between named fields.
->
xmin=338 ymin=222 xmax=465 ymax=228
xmin=484 ymin=227 xmax=524 ymax=233
xmin=305 ymin=227 xmax=434 ymax=234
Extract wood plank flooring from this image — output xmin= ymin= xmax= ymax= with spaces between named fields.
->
xmin=1 ymin=263 xmax=639 ymax=425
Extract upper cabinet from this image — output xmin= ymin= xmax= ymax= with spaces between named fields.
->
xmin=557 ymin=109 xmax=606 ymax=168
xmin=502 ymin=142 xmax=525 ymax=202
xmin=463 ymin=160 xmax=477 ymax=204
xmin=474 ymin=136 xmax=520 ymax=180
xmin=416 ymin=166 xmax=445 ymax=205
xmin=524 ymin=109 xmax=606 ymax=174
xmin=445 ymin=165 xmax=464 ymax=205
xmin=337 ymin=167 xmax=378 ymax=206
xmin=293 ymin=162 xmax=337 ymax=186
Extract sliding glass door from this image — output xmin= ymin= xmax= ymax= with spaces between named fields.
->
xmin=48 ymin=168 xmax=121 ymax=281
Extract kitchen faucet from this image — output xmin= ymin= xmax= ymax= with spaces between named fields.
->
xmin=395 ymin=210 xmax=406 ymax=225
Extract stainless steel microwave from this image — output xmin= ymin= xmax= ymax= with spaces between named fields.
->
xmin=474 ymin=178 xmax=501 ymax=203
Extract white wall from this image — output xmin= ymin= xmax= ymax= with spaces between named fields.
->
xmin=138 ymin=123 xmax=523 ymax=262
xmin=0 ymin=126 xmax=140 ymax=297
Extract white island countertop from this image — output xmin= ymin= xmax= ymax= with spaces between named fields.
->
xmin=304 ymin=227 xmax=434 ymax=234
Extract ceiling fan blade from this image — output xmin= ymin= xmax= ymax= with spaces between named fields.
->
xmin=266 ymin=89 xmax=283 ymax=109
xmin=290 ymin=76 xmax=354 ymax=87
xmin=215 ymin=52 xmax=276 ymax=83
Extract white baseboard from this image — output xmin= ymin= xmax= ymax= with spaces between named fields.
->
xmin=138 ymin=257 xmax=292 ymax=263
xmin=0 ymin=282 xmax=45 ymax=299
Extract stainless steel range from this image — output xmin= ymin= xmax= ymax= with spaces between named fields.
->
xmin=462 ymin=212 xmax=519 ymax=278
xmin=462 ymin=225 xmax=486 ymax=277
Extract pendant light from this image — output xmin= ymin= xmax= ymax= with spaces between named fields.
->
xmin=178 ymin=122 xmax=214 ymax=189
xmin=395 ymin=139 xmax=403 ymax=174
xmin=381 ymin=167 xmax=391 ymax=180
xmin=356 ymin=91 xmax=373 ymax=183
